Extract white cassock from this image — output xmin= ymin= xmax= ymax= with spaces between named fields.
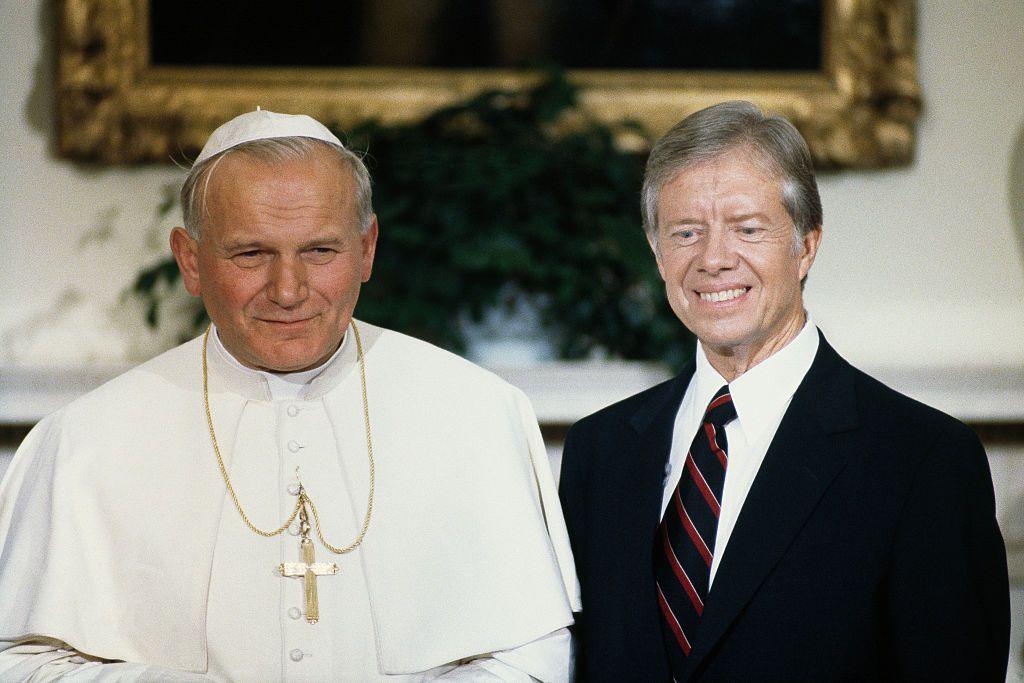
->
xmin=0 ymin=320 xmax=580 ymax=681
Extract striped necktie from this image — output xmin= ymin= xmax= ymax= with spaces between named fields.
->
xmin=654 ymin=384 xmax=737 ymax=675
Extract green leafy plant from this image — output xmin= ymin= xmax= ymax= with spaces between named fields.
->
xmin=132 ymin=74 xmax=693 ymax=367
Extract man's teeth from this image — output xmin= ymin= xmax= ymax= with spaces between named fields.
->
xmin=700 ymin=288 xmax=748 ymax=303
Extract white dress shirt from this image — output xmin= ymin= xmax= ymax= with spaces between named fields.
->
xmin=660 ymin=318 xmax=819 ymax=586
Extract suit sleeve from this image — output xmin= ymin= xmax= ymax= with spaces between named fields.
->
xmin=884 ymin=420 xmax=1010 ymax=681
xmin=557 ymin=423 xmax=588 ymax=604
xmin=556 ymin=423 xmax=591 ymax=680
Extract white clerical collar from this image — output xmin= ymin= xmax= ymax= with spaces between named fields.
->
xmin=693 ymin=316 xmax=819 ymax=444
xmin=210 ymin=324 xmax=348 ymax=400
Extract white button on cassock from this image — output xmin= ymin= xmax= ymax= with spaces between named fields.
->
xmin=286 ymin=483 xmax=300 ymax=496
xmin=287 ymin=440 xmax=302 ymax=453
xmin=287 ymin=404 xmax=300 ymax=417
xmin=288 ymin=607 xmax=302 ymax=620
xmin=289 ymin=649 xmax=304 ymax=662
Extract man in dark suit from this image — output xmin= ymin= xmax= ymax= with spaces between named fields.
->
xmin=558 ymin=101 xmax=1010 ymax=681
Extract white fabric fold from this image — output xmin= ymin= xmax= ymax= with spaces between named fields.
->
xmin=0 ymin=320 xmax=579 ymax=676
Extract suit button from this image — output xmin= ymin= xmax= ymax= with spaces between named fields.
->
xmin=289 ymin=648 xmax=304 ymax=662
xmin=288 ymin=607 xmax=302 ymax=620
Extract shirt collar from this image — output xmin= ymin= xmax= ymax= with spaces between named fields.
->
xmin=208 ymin=323 xmax=355 ymax=401
xmin=693 ymin=316 xmax=819 ymax=444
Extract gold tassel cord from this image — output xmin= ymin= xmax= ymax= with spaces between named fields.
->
xmin=201 ymin=322 xmax=375 ymax=553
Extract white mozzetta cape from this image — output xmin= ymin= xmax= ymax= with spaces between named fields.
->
xmin=0 ymin=321 xmax=580 ymax=674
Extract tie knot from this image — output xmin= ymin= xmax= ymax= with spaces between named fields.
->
xmin=704 ymin=385 xmax=737 ymax=427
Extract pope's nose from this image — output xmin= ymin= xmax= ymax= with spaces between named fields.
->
xmin=266 ymin=257 xmax=309 ymax=307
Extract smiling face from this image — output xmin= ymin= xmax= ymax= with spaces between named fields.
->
xmin=652 ymin=148 xmax=820 ymax=377
xmin=170 ymin=146 xmax=377 ymax=372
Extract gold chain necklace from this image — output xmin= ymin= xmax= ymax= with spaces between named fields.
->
xmin=201 ymin=322 xmax=375 ymax=555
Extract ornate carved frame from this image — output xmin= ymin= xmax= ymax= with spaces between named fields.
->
xmin=56 ymin=0 xmax=920 ymax=167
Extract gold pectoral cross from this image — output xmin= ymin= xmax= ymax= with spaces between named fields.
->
xmin=278 ymin=498 xmax=338 ymax=624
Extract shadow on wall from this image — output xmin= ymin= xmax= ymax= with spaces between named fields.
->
xmin=1010 ymin=117 xmax=1024 ymax=272
xmin=25 ymin=0 xmax=54 ymax=148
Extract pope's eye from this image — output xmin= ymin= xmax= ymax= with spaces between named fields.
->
xmin=229 ymin=250 xmax=269 ymax=268
xmin=305 ymin=247 xmax=337 ymax=263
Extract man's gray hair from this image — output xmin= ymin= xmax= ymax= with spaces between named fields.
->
xmin=180 ymin=136 xmax=374 ymax=240
xmin=641 ymin=101 xmax=822 ymax=246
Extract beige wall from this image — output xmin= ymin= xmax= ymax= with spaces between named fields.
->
xmin=804 ymin=3 xmax=1024 ymax=372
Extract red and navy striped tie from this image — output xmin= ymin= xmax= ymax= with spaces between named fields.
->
xmin=654 ymin=384 xmax=737 ymax=675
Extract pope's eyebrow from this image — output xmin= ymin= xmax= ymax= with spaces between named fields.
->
xmin=221 ymin=239 xmax=264 ymax=252
xmin=217 ymin=234 xmax=348 ymax=253
xmin=297 ymin=236 xmax=346 ymax=250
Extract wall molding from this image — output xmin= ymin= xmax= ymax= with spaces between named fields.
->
xmin=2 ymin=361 xmax=1023 ymax=426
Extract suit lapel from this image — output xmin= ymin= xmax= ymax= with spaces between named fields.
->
xmin=628 ymin=362 xmax=697 ymax=526
xmin=617 ymin=363 xmax=695 ymax=675
xmin=683 ymin=335 xmax=860 ymax=680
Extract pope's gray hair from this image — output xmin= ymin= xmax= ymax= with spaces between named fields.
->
xmin=641 ymin=101 xmax=822 ymax=249
xmin=180 ymin=136 xmax=374 ymax=240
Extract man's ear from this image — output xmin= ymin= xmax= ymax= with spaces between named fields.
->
xmin=360 ymin=215 xmax=379 ymax=283
xmin=170 ymin=227 xmax=202 ymax=297
xmin=647 ymin=232 xmax=667 ymax=280
xmin=798 ymin=225 xmax=822 ymax=281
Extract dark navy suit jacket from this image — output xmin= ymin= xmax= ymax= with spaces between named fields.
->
xmin=559 ymin=334 xmax=1010 ymax=682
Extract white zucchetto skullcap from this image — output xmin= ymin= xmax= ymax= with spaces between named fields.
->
xmin=195 ymin=108 xmax=344 ymax=164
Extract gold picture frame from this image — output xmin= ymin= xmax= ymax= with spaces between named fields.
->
xmin=56 ymin=0 xmax=920 ymax=167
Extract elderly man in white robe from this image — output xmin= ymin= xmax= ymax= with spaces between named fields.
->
xmin=0 ymin=110 xmax=579 ymax=681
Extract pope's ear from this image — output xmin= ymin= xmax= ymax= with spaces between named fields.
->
xmin=359 ymin=215 xmax=378 ymax=283
xmin=170 ymin=227 xmax=202 ymax=297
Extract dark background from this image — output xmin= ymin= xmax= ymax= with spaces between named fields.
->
xmin=151 ymin=0 xmax=823 ymax=71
